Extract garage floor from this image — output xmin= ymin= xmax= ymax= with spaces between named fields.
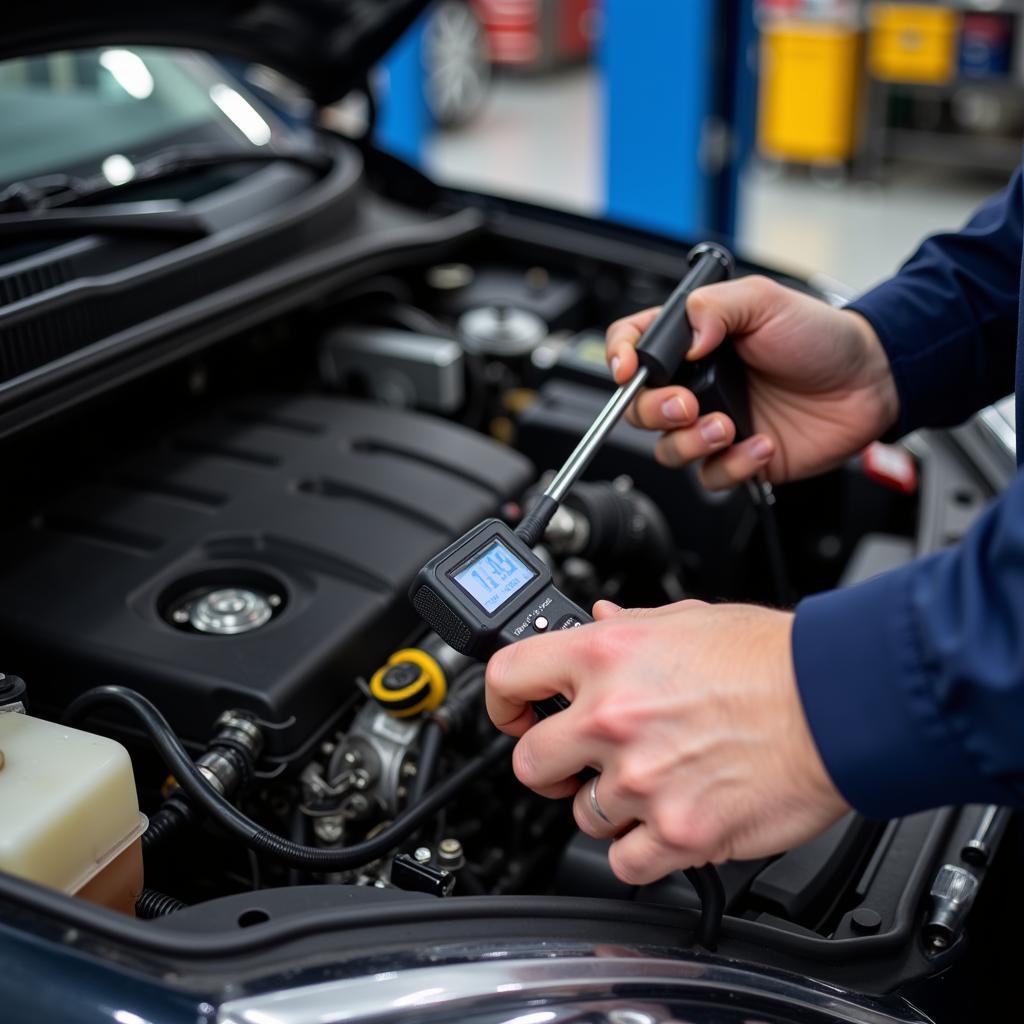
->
xmin=426 ymin=67 xmax=1000 ymax=295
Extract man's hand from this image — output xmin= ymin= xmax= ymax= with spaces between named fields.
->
xmin=485 ymin=599 xmax=849 ymax=884
xmin=605 ymin=278 xmax=900 ymax=490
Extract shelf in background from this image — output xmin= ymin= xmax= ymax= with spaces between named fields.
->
xmin=884 ymin=126 xmax=1023 ymax=171
xmin=874 ymin=74 xmax=1024 ymax=94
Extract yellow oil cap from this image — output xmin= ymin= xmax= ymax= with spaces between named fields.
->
xmin=369 ymin=647 xmax=447 ymax=718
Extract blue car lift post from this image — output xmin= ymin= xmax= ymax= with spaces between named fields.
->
xmin=376 ymin=12 xmax=430 ymax=165
xmin=601 ymin=0 xmax=757 ymax=242
xmin=375 ymin=2 xmax=757 ymax=241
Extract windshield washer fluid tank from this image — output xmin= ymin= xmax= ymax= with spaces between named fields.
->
xmin=0 ymin=712 xmax=146 ymax=914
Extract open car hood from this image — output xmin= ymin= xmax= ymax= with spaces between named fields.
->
xmin=1 ymin=0 xmax=431 ymax=106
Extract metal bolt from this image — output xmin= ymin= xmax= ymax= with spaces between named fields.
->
xmin=401 ymin=760 xmax=418 ymax=778
xmin=437 ymin=837 xmax=465 ymax=870
xmin=314 ymin=818 xmax=344 ymax=844
xmin=172 ymin=608 xmax=190 ymax=624
xmin=353 ymin=768 xmax=371 ymax=790
xmin=343 ymin=750 xmax=359 ymax=766
xmin=320 ymin=741 xmax=336 ymax=758
xmin=413 ymin=847 xmax=432 ymax=864
xmin=268 ymin=594 xmax=282 ymax=608
xmin=346 ymin=794 xmax=369 ymax=816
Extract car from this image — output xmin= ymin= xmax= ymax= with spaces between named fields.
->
xmin=0 ymin=2 xmax=1017 ymax=1022
xmin=424 ymin=0 xmax=597 ymax=128
xmin=475 ymin=0 xmax=596 ymax=71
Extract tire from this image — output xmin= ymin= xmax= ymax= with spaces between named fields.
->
xmin=424 ymin=0 xmax=492 ymax=129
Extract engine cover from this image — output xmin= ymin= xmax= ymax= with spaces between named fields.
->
xmin=0 ymin=396 xmax=532 ymax=757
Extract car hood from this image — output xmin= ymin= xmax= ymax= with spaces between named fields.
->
xmin=1 ymin=0 xmax=432 ymax=106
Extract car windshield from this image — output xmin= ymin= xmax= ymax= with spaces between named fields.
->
xmin=0 ymin=47 xmax=282 ymax=187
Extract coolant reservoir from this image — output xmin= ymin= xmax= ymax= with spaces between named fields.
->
xmin=0 ymin=712 xmax=146 ymax=914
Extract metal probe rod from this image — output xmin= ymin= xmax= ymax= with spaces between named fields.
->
xmin=515 ymin=242 xmax=734 ymax=550
xmin=543 ymin=367 xmax=649 ymax=505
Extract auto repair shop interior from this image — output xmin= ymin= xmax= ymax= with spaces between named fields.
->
xmin=0 ymin=3 xmax=1021 ymax=1023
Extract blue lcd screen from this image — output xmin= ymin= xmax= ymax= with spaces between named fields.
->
xmin=452 ymin=539 xmax=537 ymax=615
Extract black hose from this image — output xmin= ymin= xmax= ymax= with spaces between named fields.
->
xmin=136 ymin=888 xmax=187 ymax=919
xmin=141 ymin=795 xmax=196 ymax=853
xmin=64 ymin=686 xmax=513 ymax=872
xmin=684 ymin=865 xmax=725 ymax=951
xmin=409 ymin=718 xmax=444 ymax=804
xmin=287 ymin=804 xmax=310 ymax=888
xmin=746 ymin=479 xmax=792 ymax=606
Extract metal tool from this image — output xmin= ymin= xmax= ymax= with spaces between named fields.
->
xmin=925 ymin=863 xmax=980 ymax=951
xmin=411 ymin=242 xmax=737 ymax=951
xmin=960 ymin=804 xmax=1011 ymax=868
xmin=413 ymin=242 xmax=737 ymax=666
xmin=515 ymin=242 xmax=737 ymax=547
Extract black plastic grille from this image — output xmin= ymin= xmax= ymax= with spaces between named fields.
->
xmin=412 ymin=585 xmax=473 ymax=653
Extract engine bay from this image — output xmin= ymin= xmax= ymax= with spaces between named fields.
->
xmin=0 ymin=214 xmax=1015 ymax=1011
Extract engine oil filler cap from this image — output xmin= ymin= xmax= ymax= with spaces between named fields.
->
xmin=188 ymin=588 xmax=274 ymax=635
xmin=370 ymin=648 xmax=447 ymax=718
xmin=457 ymin=305 xmax=547 ymax=358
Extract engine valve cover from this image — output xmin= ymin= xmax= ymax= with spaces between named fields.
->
xmin=0 ymin=396 xmax=531 ymax=757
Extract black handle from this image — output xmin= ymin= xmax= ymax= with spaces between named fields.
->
xmin=677 ymin=336 xmax=754 ymax=441
xmin=636 ymin=242 xmax=734 ymax=387
xmin=637 ymin=242 xmax=753 ymax=443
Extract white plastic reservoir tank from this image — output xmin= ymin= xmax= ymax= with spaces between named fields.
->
xmin=0 ymin=711 xmax=146 ymax=913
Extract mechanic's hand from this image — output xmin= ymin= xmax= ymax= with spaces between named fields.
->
xmin=606 ymin=278 xmax=899 ymax=491
xmin=485 ymin=599 xmax=849 ymax=883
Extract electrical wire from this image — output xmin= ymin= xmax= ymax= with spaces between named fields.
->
xmin=63 ymin=685 xmax=512 ymax=873
xmin=409 ymin=718 xmax=445 ymax=804
xmin=64 ymin=685 xmax=722 ymax=949
xmin=684 ymin=865 xmax=725 ymax=951
xmin=746 ymin=478 xmax=792 ymax=606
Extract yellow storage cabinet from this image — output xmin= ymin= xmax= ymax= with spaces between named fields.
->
xmin=868 ymin=4 xmax=960 ymax=85
xmin=758 ymin=21 xmax=863 ymax=164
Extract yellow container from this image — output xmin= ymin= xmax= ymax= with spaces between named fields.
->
xmin=869 ymin=4 xmax=961 ymax=84
xmin=758 ymin=22 xmax=863 ymax=164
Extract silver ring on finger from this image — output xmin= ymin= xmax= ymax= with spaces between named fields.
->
xmin=589 ymin=774 xmax=617 ymax=827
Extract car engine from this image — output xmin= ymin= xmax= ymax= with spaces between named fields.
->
xmin=0 ymin=210 xmax=1015 ymax=1015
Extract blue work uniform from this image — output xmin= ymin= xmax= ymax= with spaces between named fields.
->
xmin=792 ymin=166 xmax=1024 ymax=818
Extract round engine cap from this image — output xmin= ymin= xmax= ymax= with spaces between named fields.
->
xmin=457 ymin=305 xmax=547 ymax=358
xmin=189 ymin=588 xmax=273 ymax=635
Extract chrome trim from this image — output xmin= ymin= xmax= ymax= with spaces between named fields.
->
xmin=977 ymin=398 xmax=1017 ymax=460
xmin=218 ymin=956 xmax=932 ymax=1024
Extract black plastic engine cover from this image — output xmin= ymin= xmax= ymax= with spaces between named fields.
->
xmin=0 ymin=396 xmax=532 ymax=756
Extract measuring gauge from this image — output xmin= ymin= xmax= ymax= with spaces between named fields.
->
xmin=411 ymin=242 xmax=739 ymax=948
xmin=413 ymin=241 xmax=736 ymax=718
xmin=412 ymin=518 xmax=591 ymax=717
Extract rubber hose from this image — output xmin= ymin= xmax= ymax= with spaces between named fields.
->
xmin=141 ymin=797 xmax=195 ymax=853
xmin=409 ymin=718 xmax=444 ymax=804
xmin=64 ymin=686 xmax=513 ymax=872
xmin=136 ymin=888 xmax=188 ymax=919
xmin=684 ymin=864 xmax=726 ymax=951
xmin=746 ymin=479 xmax=792 ymax=606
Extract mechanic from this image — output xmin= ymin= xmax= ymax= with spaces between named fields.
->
xmin=485 ymin=167 xmax=1024 ymax=886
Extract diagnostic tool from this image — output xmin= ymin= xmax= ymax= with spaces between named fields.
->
xmin=412 ymin=518 xmax=590 ymax=717
xmin=412 ymin=242 xmax=740 ymax=947
xmin=412 ymin=241 xmax=739 ymax=690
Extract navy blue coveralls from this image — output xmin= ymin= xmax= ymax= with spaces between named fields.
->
xmin=792 ymin=166 xmax=1024 ymax=819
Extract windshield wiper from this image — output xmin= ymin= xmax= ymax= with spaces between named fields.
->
xmin=0 ymin=201 xmax=209 ymax=240
xmin=0 ymin=143 xmax=331 ymax=214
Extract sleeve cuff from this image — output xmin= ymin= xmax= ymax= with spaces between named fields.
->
xmin=792 ymin=559 xmax=1017 ymax=819
xmin=845 ymin=292 xmax=916 ymax=440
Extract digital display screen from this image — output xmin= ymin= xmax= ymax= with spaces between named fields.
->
xmin=452 ymin=539 xmax=537 ymax=615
